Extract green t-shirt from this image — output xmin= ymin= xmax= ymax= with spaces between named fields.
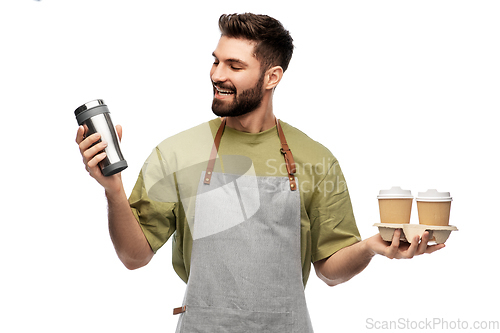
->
xmin=128 ymin=118 xmax=361 ymax=286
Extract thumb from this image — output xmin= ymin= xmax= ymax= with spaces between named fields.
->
xmin=116 ymin=124 xmax=123 ymax=141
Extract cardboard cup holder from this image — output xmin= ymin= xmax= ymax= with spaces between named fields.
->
xmin=374 ymin=223 xmax=458 ymax=244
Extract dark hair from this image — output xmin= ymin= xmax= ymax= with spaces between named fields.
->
xmin=218 ymin=13 xmax=294 ymax=72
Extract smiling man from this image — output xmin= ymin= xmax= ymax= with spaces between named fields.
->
xmin=76 ymin=13 xmax=444 ymax=332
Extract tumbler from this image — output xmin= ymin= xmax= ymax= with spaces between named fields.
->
xmin=75 ymin=99 xmax=128 ymax=176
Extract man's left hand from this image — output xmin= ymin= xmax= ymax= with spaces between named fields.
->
xmin=367 ymin=229 xmax=445 ymax=259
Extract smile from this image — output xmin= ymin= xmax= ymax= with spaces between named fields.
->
xmin=214 ymin=84 xmax=235 ymax=96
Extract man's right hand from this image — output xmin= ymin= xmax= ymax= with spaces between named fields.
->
xmin=76 ymin=124 xmax=124 ymax=193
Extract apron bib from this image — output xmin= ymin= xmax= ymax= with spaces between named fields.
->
xmin=174 ymin=119 xmax=314 ymax=332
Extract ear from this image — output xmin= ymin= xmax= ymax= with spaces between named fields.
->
xmin=264 ymin=66 xmax=284 ymax=90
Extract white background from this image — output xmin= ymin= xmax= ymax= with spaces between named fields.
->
xmin=1 ymin=0 xmax=498 ymax=332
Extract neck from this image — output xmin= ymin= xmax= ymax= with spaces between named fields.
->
xmin=225 ymin=92 xmax=275 ymax=133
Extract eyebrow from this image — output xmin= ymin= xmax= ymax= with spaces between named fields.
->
xmin=212 ymin=52 xmax=249 ymax=67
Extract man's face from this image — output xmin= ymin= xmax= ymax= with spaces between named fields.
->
xmin=210 ymin=36 xmax=265 ymax=117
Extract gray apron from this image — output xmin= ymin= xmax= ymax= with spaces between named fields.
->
xmin=174 ymin=118 xmax=314 ymax=332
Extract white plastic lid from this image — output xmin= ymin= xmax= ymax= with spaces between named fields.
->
xmin=377 ymin=186 xmax=413 ymax=199
xmin=416 ymin=189 xmax=452 ymax=202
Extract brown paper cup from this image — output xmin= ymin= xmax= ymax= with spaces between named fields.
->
xmin=378 ymin=198 xmax=413 ymax=224
xmin=377 ymin=187 xmax=413 ymax=224
xmin=417 ymin=201 xmax=451 ymax=226
xmin=416 ymin=189 xmax=452 ymax=226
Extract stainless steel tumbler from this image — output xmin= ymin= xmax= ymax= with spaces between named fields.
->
xmin=75 ymin=99 xmax=128 ymax=176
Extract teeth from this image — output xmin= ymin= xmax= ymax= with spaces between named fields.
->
xmin=215 ymin=85 xmax=234 ymax=95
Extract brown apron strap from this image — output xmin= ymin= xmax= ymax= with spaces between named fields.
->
xmin=203 ymin=117 xmax=226 ymax=185
xmin=173 ymin=305 xmax=187 ymax=315
xmin=276 ymin=119 xmax=297 ymax=191
xmin=203 ymin=117 xmax=297 ymax=191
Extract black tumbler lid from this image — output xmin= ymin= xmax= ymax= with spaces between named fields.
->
xmin=74 ymin=99 xmax=106 ymax=117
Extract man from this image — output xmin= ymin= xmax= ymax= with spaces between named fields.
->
xmin=76 ymin=13 xmax=444 ymax=332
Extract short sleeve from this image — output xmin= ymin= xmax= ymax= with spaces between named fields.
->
xmin=309 ymin=160 xmax=361 ymax=262
xmin=128 ymin=148 xmax=178 ymax=253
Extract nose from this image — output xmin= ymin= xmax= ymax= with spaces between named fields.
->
xmin=210 ymin=63 xmax=227 ymax=84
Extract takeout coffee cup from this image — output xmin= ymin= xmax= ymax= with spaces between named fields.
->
xmin=416 ymin=189 xmax=452 ymax=226
xmin=378 ymin=187 xmax=413 ymax=224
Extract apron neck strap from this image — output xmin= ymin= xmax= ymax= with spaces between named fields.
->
xmin=203 ymin=117 xmax=226 ymax=185
xmin=204 ymin=117 xmax=297 ymax=191
xmin=276 ymin=118 xmax=297 ymax=190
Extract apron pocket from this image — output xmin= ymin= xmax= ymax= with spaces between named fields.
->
xmin=181 ymin=305 xmax=292 ymax=332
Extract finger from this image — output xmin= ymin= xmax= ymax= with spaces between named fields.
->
xmin=87 ymin=151 xmax=107 ymax=168
xmin=75 ymin=126 xmax=85 ymax=144
xmin=391 ymin=229 xmax=401 ymax=247
xmin=425 ymin=243 xmax=445 ymax=254
xmin=79 ymin=132 xmax=102 ymax=153
xmin=82 ymin=141 xmax=108 ymax=163
xmin=386 ymin=229 xmax=401 ymax=259
xmin=415 ymin=231 xmax=431 ymax=255
xmin=116 ymin=124 xmax=123 ymax=142
xmin=404 ymin=235 xmax=420 ymax=259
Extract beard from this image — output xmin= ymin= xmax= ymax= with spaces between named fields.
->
xmin=211 ymin=74 xmax=265 ymax=118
